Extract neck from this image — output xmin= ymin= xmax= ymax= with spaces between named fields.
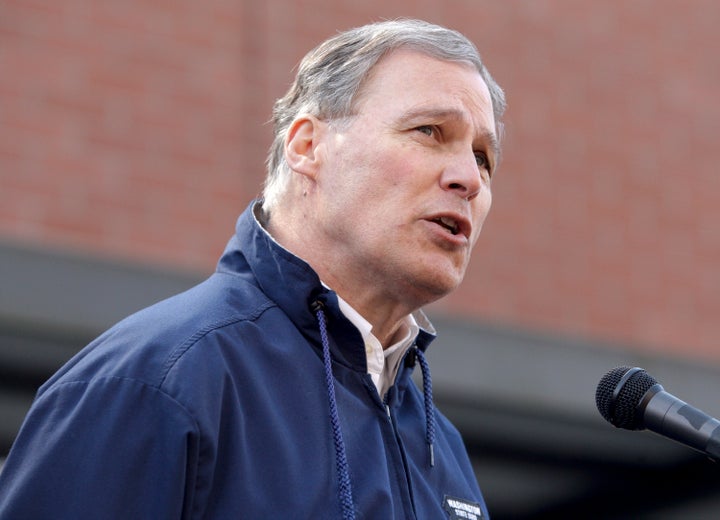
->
xmin=265 ymin=201 xmax=416 ymax=349
xmin=323 ymin=275 xmax=414 ymax=348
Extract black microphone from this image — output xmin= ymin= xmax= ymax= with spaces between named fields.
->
xmin=596 ymin=366 xmax=720 ymax=461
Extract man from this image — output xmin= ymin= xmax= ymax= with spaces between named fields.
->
xmin=0 ymin=19 xmax=505 ymax=519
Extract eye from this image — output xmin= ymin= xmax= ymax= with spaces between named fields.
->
xmin=474 ymin=151 xmax=493 ymax=179
xmin=415 ymin=125 xmax=436 ymax=137
xmin=474 ymin=151 xmax=489 ymax=169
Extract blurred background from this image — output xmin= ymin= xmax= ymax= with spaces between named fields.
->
xmin=1 ymin=1 xmax=719 ymax=517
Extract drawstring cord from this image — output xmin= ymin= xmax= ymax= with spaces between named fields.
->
xmin=414 ymin=347 xmax=436 ymax=467
xmin=312 ymin=300 xmax=437 ymax=518
xmin=313 ymin=301 xmax=356 ymax=520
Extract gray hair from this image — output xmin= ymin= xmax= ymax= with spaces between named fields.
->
xmin=262 ymin=19 xmax=506 ymax=212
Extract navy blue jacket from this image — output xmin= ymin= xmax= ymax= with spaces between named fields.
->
xmin=0 ymin=201 xmax=488 ymax=519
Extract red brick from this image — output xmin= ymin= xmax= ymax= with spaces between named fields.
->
xmin=2 ymin=0 xmax=719 ymax=360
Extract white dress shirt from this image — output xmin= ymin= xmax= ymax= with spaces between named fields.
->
xmin=336 ymin=295 xmax=419 ymax=399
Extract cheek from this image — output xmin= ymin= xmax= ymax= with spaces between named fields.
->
xmin=354 ymin=152 xmax=412 ymax=197
xmin=483 ymin=187 xmax=493 ymax=214
xmin=471 ymin=189 xmax=493 ymax=241
xmin=365 ymin=137 xmax=417 ymax=175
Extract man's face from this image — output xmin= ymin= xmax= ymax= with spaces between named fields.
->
xmin=312 ymin=49 xmax=498 ymax=307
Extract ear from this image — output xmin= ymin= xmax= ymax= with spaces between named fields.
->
xmin=284 ymin=115 xmax=325 ymax=179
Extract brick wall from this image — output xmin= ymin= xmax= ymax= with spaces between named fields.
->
xmin=0 ymin=1 xmax=257 ymax=270
xmin=445 ymin=1 xmax=720 ymax=359
xmin=1 ymin=1 xmax=718 ymax=359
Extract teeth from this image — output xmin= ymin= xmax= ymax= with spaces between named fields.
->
xmin=436 ymin=217 xmax=458 ymax=235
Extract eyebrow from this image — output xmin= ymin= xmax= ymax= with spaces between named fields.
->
xmin=399 ymin=107 xmax=502 ymax=165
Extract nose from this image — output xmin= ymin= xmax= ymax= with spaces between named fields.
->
xmin=439 ymin=151 xmax=484 ymax=200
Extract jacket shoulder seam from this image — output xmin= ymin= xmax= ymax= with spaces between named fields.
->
xmin=36 ymin=376 xmax=201 ymax=431
xmin=156 ymin=299 xmax=277 ymax=388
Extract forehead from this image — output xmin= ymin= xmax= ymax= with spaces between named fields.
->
xmin=353 ymin=49 xmax=496 ymax=135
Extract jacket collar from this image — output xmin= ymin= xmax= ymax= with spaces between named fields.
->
xmin=217 ymin=200 xmax=436 ymax=369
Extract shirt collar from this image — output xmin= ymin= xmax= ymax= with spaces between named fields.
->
xmin=336 ymin=294 xmax=419 ymax=397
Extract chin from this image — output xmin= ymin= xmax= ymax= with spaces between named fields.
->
xmin=432 ymin=262 xmax=466 ymax=291
xmin=408 ymin=272 xmax=464 ymax=305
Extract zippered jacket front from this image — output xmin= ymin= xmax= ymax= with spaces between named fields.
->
xmin=0 ymin=201 xmax=489 ymax=519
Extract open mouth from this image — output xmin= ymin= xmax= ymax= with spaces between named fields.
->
xmin=432 ymin=216 xmax=460 ymax=235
